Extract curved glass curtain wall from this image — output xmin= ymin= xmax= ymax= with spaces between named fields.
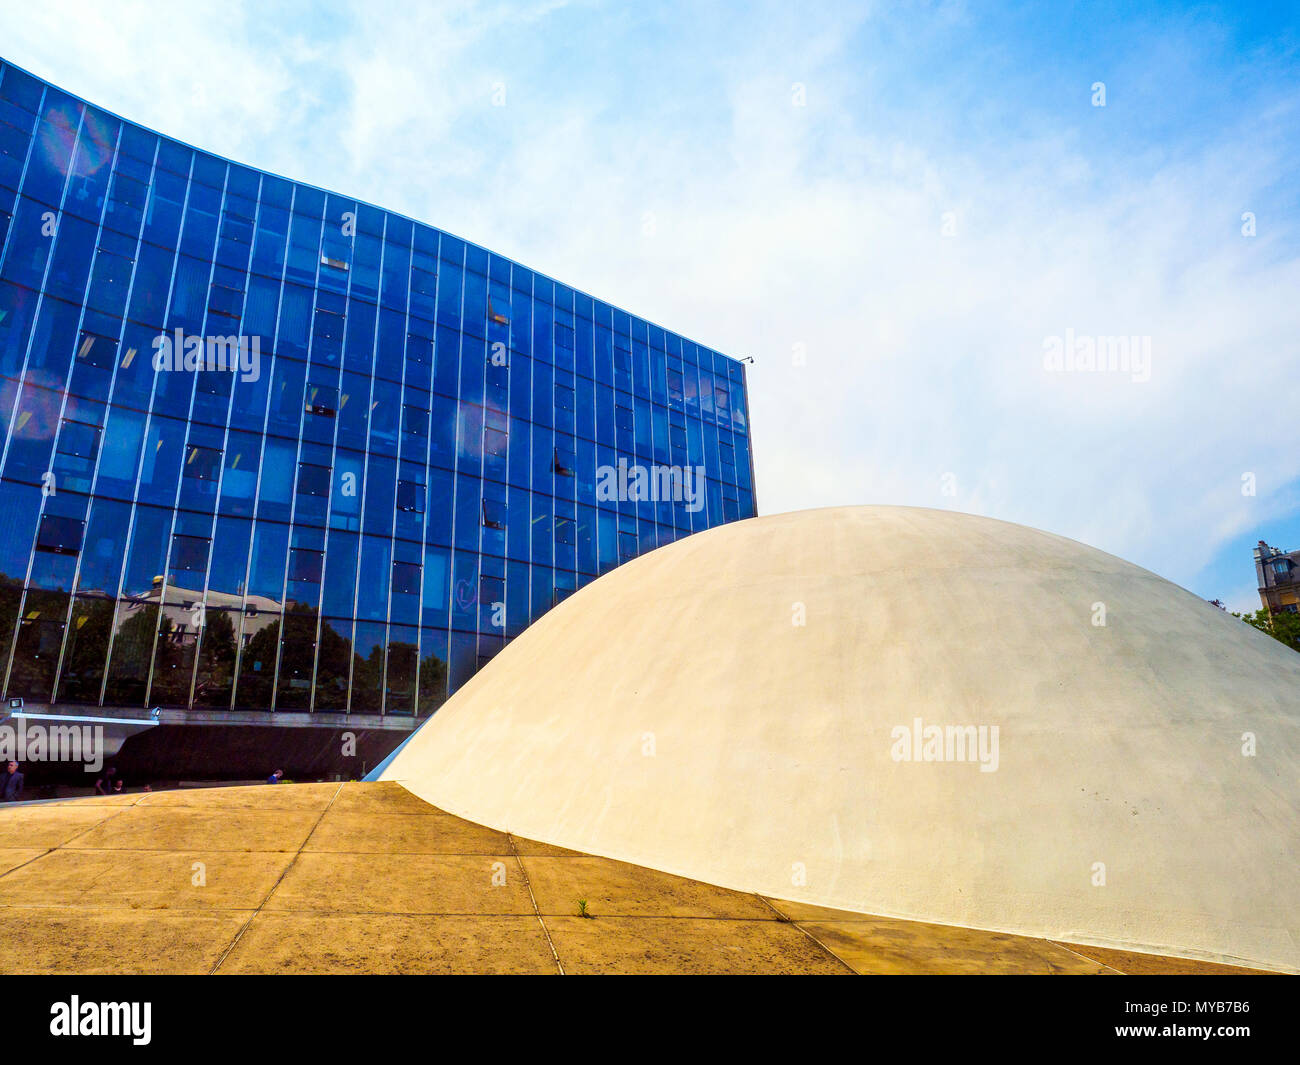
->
xmin=0 ymin=60 xmax=756 ymax=716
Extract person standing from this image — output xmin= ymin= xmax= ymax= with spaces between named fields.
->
xmin=1 ymin=761 xmax=24 ymax=802
xmin=266 ymin=769 xmax=284 ymax=785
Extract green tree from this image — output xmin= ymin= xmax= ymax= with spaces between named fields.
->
xmin=1232 ymin=608 xmax=1300 ymax=653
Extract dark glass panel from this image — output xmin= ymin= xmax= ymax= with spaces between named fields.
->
xmin=448 ymin=630 xmax=476 ymax=696
xmin=385 ymin=625 xmax=417 ymax=715
xmin=191 ymin=607 xmax=238 ymax=707
xmin=167 ymin=533 xmax=210 ymax=587
xmin=275 ymin=605 xmax=317 ymax=710
xmin=35 ymin=513 xmax=84 ymax=555
xmin=313 ymin=616 xmax=353 ymax=711
xmin=233 ymin=608 xmax=277 ymax=710
xmin=0 ymin=572 xmax=21 ymax=694
xmin=149 ymin=603 xmax=198 ymax=708
xmin=416 ymin=627 xmax=447 ymax=715
xmin=8 ymin=588 xmax=68 ymax=699
xmin=56 ymin=594 xmax=114 ymax=704
xmin=350 ymin=621 xmax=385 ymax=712
xmin=102 ymin=599 xmax=157 ymax=707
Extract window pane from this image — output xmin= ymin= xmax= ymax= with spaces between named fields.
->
xmin=192 ymin=608 xmax=238 ymax=707
xmin=57 ymin=595 xmax=114 ymax=704
xmin=103 ymin=600 xmax=158 ymax=707
xmin=36 ymin=514 xmax=85 ymax=555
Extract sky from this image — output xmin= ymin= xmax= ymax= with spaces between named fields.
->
xmin=0 ymin=0 xmax=1296 ymax=612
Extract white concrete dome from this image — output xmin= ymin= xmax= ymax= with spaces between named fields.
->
xmin=383 ymin=506 xmax=1300 ymax=971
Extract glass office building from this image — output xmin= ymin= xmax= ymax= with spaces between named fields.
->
xmin=0 ymin=60 xmax=756 ymax=722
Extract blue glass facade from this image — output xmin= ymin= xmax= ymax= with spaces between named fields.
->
xmin=0 ymin=61 xmax=756 ymax=718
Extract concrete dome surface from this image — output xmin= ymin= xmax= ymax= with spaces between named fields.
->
xmin=382 ymin=506 xmax=1300 ymax=971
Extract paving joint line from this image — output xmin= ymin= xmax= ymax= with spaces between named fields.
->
xmin=0 ymin=801 xmax=146 ymax=883
xmin=754 ymin=894 xmax=857 ymax=974
xmin=1049 ymin=939 xmax=1127 ymax=974
xmin=207 ymin=781 xmax=345 ymax=975
xmin=509 ymin=833 xmax=564 ymax=975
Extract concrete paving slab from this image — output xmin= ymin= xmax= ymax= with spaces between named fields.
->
xmin=53 ymin=793 xmax=146 ymax=806
xmin=763 ymin=897 xmax=874 ymax=922
xmin=64 ymin=807 xmax=321 ymax=852
xmin=797 ymin=916 xmax=1119 ymax=974
xmin=327 ymin=781 xmax=441 ymax=816
xmin=545 ymin=915 xmax=852 ymax=975
xmin=303 ymin=810 xmax=511 ymax=854
xmin=137 ymin=782 xmax=338 ymax=811
xmin=511 ymin=834 xmax=593 ymax=857
xmin=263 ymin=852 xmax=533 ymax=915
xmin=0 ymin=848 xmax=44 ymax=876
xmin=1055 ymin=942 xmax=1274 ymax=975
xmin=522 ymin=855 xmax=776 ymax=919
xmin=217 ymin=913 xmax=557 ymax=974
xmin=0 ymin=906 xmax=246 ymax=974
xmin=0 ymin=848 xmax=295 ymax=910
xmin=0 ymin=805 xmax=120 ymax=849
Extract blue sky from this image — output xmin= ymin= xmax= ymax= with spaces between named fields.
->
xmin=0 ymin=0 xmax=1297 ymax=610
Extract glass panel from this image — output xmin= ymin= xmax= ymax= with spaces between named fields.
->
xmin=0 ymin=575 xmax=21 ymax=694
xmin=103 ymin=599 xmax=158 ymax=707
xmin=385 ymin=625 xmax=417 ymax=714
xmin=8 ymin=589 xmax=68 ymax=700
xmin=233 ymin=607 xmax=277 ymax=709
xmin=150 ymin=601 xmax=199 ymax=707
xmin=350 ymin=621 xmax=385 ymax=712
xmin=192 ymin=607 xmax=238 ymax=707
xmin=122 ymin=512 xmax=170 ymax=603
xmin=313 ymin=616 xmax=353 ymax=711
xmin=275 ymin=605 xmax=316 ymax=710
xmin=56 ymin=594 xmax=114 ymax=704
xmin=417 ymin=627 xmax=448 ymax=715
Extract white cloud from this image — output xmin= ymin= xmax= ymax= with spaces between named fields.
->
xmin=1 ymin=0 xmax=1296 ymax=608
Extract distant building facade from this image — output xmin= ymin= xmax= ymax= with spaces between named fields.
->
xmin=1254 ymin=541 xmax=1300 ymax=614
